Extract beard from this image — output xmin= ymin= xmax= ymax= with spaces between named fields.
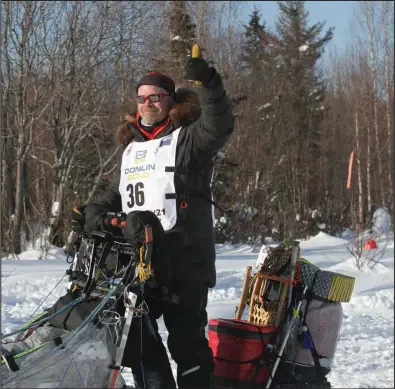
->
xmin=140 ymin=109 xmax=161 ymax=126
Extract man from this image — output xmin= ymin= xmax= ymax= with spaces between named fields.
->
xmin=74 ymin=53 xmax=234 ymax=388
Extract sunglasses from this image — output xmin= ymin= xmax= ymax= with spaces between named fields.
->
xmin=136 ymin=93 xmax=171 ymax=104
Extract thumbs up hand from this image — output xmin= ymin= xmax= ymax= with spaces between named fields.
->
xmin=184 ymin=43 xmax=214 ymax=86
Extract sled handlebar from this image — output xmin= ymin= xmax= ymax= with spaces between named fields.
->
xmin=103 ymin=212 xmax=153 ymax=244
xmin=104 ymin=212 xmax=127 ymax=228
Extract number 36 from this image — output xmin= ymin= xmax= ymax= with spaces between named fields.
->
xmin=126 ymin=182 xmax=145 ymax=207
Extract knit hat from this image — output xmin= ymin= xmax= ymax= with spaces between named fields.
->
xmin=136 ymin=72 xmax=176 ymax=95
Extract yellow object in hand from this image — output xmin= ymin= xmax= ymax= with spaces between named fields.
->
xmin=192 ymin=43 xmax=201 ymax=58
xmin=190 ymin=43 xmax=202 ymax=86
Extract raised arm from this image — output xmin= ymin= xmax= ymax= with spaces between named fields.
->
xmin=184 ymin=56 xmax=234 ymax=158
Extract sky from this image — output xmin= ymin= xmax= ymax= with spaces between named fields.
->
xmin=240 ymin=1 xmax=358 ymax=57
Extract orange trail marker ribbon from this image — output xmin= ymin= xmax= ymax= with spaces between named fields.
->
xmin=347 ymin=151 xmax=355 ymax=189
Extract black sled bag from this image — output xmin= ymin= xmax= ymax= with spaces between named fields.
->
xmin=48 ymin=290 xmax=105 ymax=331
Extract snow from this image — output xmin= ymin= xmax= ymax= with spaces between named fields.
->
xmin=51 ymin=201 xmax=60 ymax=217
xmin=372 ymin=207 xmax=391 ymax=234
xmin=258 ymin=103 xmax=272 ymax=112
xmin=312 ymin=209 xmax=320 ymax=219
xmin=299 ymin=44 xmax=309 ymax=52
xmin=1 ymin=231 xmax=394 ymax=388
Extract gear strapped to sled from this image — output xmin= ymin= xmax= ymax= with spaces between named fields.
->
xmin=1 ymin=212 xmax=157 ymax=388
xmin=208 ymin=240 xmax=356 ymax=389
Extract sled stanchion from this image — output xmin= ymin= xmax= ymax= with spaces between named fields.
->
xmin=235 ymin=266 xmax=252 ymax=320
xmin=265 ymin=285 xmax=308 ymax=389
xmin=286 ymin=241 xmax=300 ymax=312
xmin=108 ymin=291 xmax=138 ymax=389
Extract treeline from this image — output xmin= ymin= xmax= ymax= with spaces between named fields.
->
xmin=1 ymin=1 xmax=393 ymax=255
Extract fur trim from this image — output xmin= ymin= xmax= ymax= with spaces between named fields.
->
xmin=116 ymin=87 xmax=200 ymax=146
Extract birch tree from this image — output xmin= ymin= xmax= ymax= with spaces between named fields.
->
xmin=380 ymin=0 xmax=394 ymax=210
xmin=359 ymin=1 xmax=385 ymax=208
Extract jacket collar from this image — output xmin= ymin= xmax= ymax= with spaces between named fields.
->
xmin=116 ymin=87 xmax=200 ymax=146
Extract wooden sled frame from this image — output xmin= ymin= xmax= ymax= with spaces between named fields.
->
xmin=235 ymin=267 xmax=292 ymax=327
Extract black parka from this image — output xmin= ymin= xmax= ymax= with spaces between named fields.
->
xmin=84 ymin=71 xmax=234 ymax=287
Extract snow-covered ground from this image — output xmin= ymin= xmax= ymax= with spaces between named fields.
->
xmin=2 ymin=231 xmax=394 ymax=388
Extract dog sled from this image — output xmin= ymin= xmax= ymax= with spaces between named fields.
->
xmin=1 ymin=211 xmax=160 ymax=388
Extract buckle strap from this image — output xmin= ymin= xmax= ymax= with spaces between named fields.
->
xmin=165 ymin=166 xmax=189 ymax=174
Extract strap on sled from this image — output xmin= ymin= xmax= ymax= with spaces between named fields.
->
xmin=1 ymin=337 xmax=64 ymax=373
xmin=301 ymin=289 xmax=327 ymax=383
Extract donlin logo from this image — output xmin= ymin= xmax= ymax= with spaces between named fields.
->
xmin=135 ymin=150 xmax=147 ymax=163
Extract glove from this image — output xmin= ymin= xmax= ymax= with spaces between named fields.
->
xmin=123 ymin=211 xmax=172 ymax=288
xmin=71 ymin=205 xmax=86 ymax=233
xmin=83 ymin=204 xmax=123 ymax=236
xmin=184 ymin=57 xmax=215 ymax=86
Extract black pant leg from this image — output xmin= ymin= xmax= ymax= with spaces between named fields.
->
xmin=163 ymin=280 xmax=214 ymax=389
xmin=122 ymin=294 xmax=176 ymax=388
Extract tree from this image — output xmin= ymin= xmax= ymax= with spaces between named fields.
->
xmin=151 ymin=1 xmax=197 ymax=83
xmin=274 ymin=0 xmax=333 ymax=237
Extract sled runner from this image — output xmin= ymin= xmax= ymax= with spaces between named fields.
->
xmin=1 ymin=211 xmax=159 ymax=388
xmin=209 ymin=240 xmax=355 ymax=389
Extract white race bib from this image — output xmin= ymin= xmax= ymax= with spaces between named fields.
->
xmin=119 ymin=128 xmax=182 ymax=231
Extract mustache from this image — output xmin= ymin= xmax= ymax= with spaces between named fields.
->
xmin=142 ymin=107 xmax=158 ymax=112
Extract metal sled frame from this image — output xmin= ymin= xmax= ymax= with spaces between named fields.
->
xmin=1 ymin=217 xmax=154 ymax=389
xmin=67 ymin=224 xmax=154 ymax=389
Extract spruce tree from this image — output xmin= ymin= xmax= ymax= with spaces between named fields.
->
xmin=150 ymin=1 xmax=197 ymax=83
xmin=275 ymin=0 xmax=333 ymax=236
xmin=168 ymin=1 xmax=197 ymax=81
xmin=242 ymin=9 xmax=266 ymax=74
xmin=241 ymin=8 xmax=277 ymax=86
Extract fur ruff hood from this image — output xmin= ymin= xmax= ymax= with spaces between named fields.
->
xmin=116 ymin=87 xmax=201 ymax=146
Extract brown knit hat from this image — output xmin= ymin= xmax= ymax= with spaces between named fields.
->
xmin=136 ymin=72 xmax=176 ymax=95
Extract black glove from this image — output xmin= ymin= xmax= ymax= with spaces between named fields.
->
xmin=83 ymin=204 xmax=124 ymax=236
xmin=184 ymin=57 xmax=215 ymax=86
xmin=71 ymin=205 xmax=86 ymax=233
xmin=123 ymin=210 xmax=172 ymax=288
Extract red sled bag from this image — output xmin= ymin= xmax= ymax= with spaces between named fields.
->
xmin=208 ymin=318 xmax=277 ymax=388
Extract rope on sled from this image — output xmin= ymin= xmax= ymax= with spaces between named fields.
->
xmin=27 ymin=272 xmax=68 ymax=323
xmin=2 ymin=286 xmax=118 ymax=388
xmin=1 ymin=297 xmax=84 ymax=340
xmin=4 ymin=276 xmax=150 ymax=388
xmin=3 ymin=232 xmax=154 ymax=388
xmin=138 ymin=246 xmax=151 ymax=282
